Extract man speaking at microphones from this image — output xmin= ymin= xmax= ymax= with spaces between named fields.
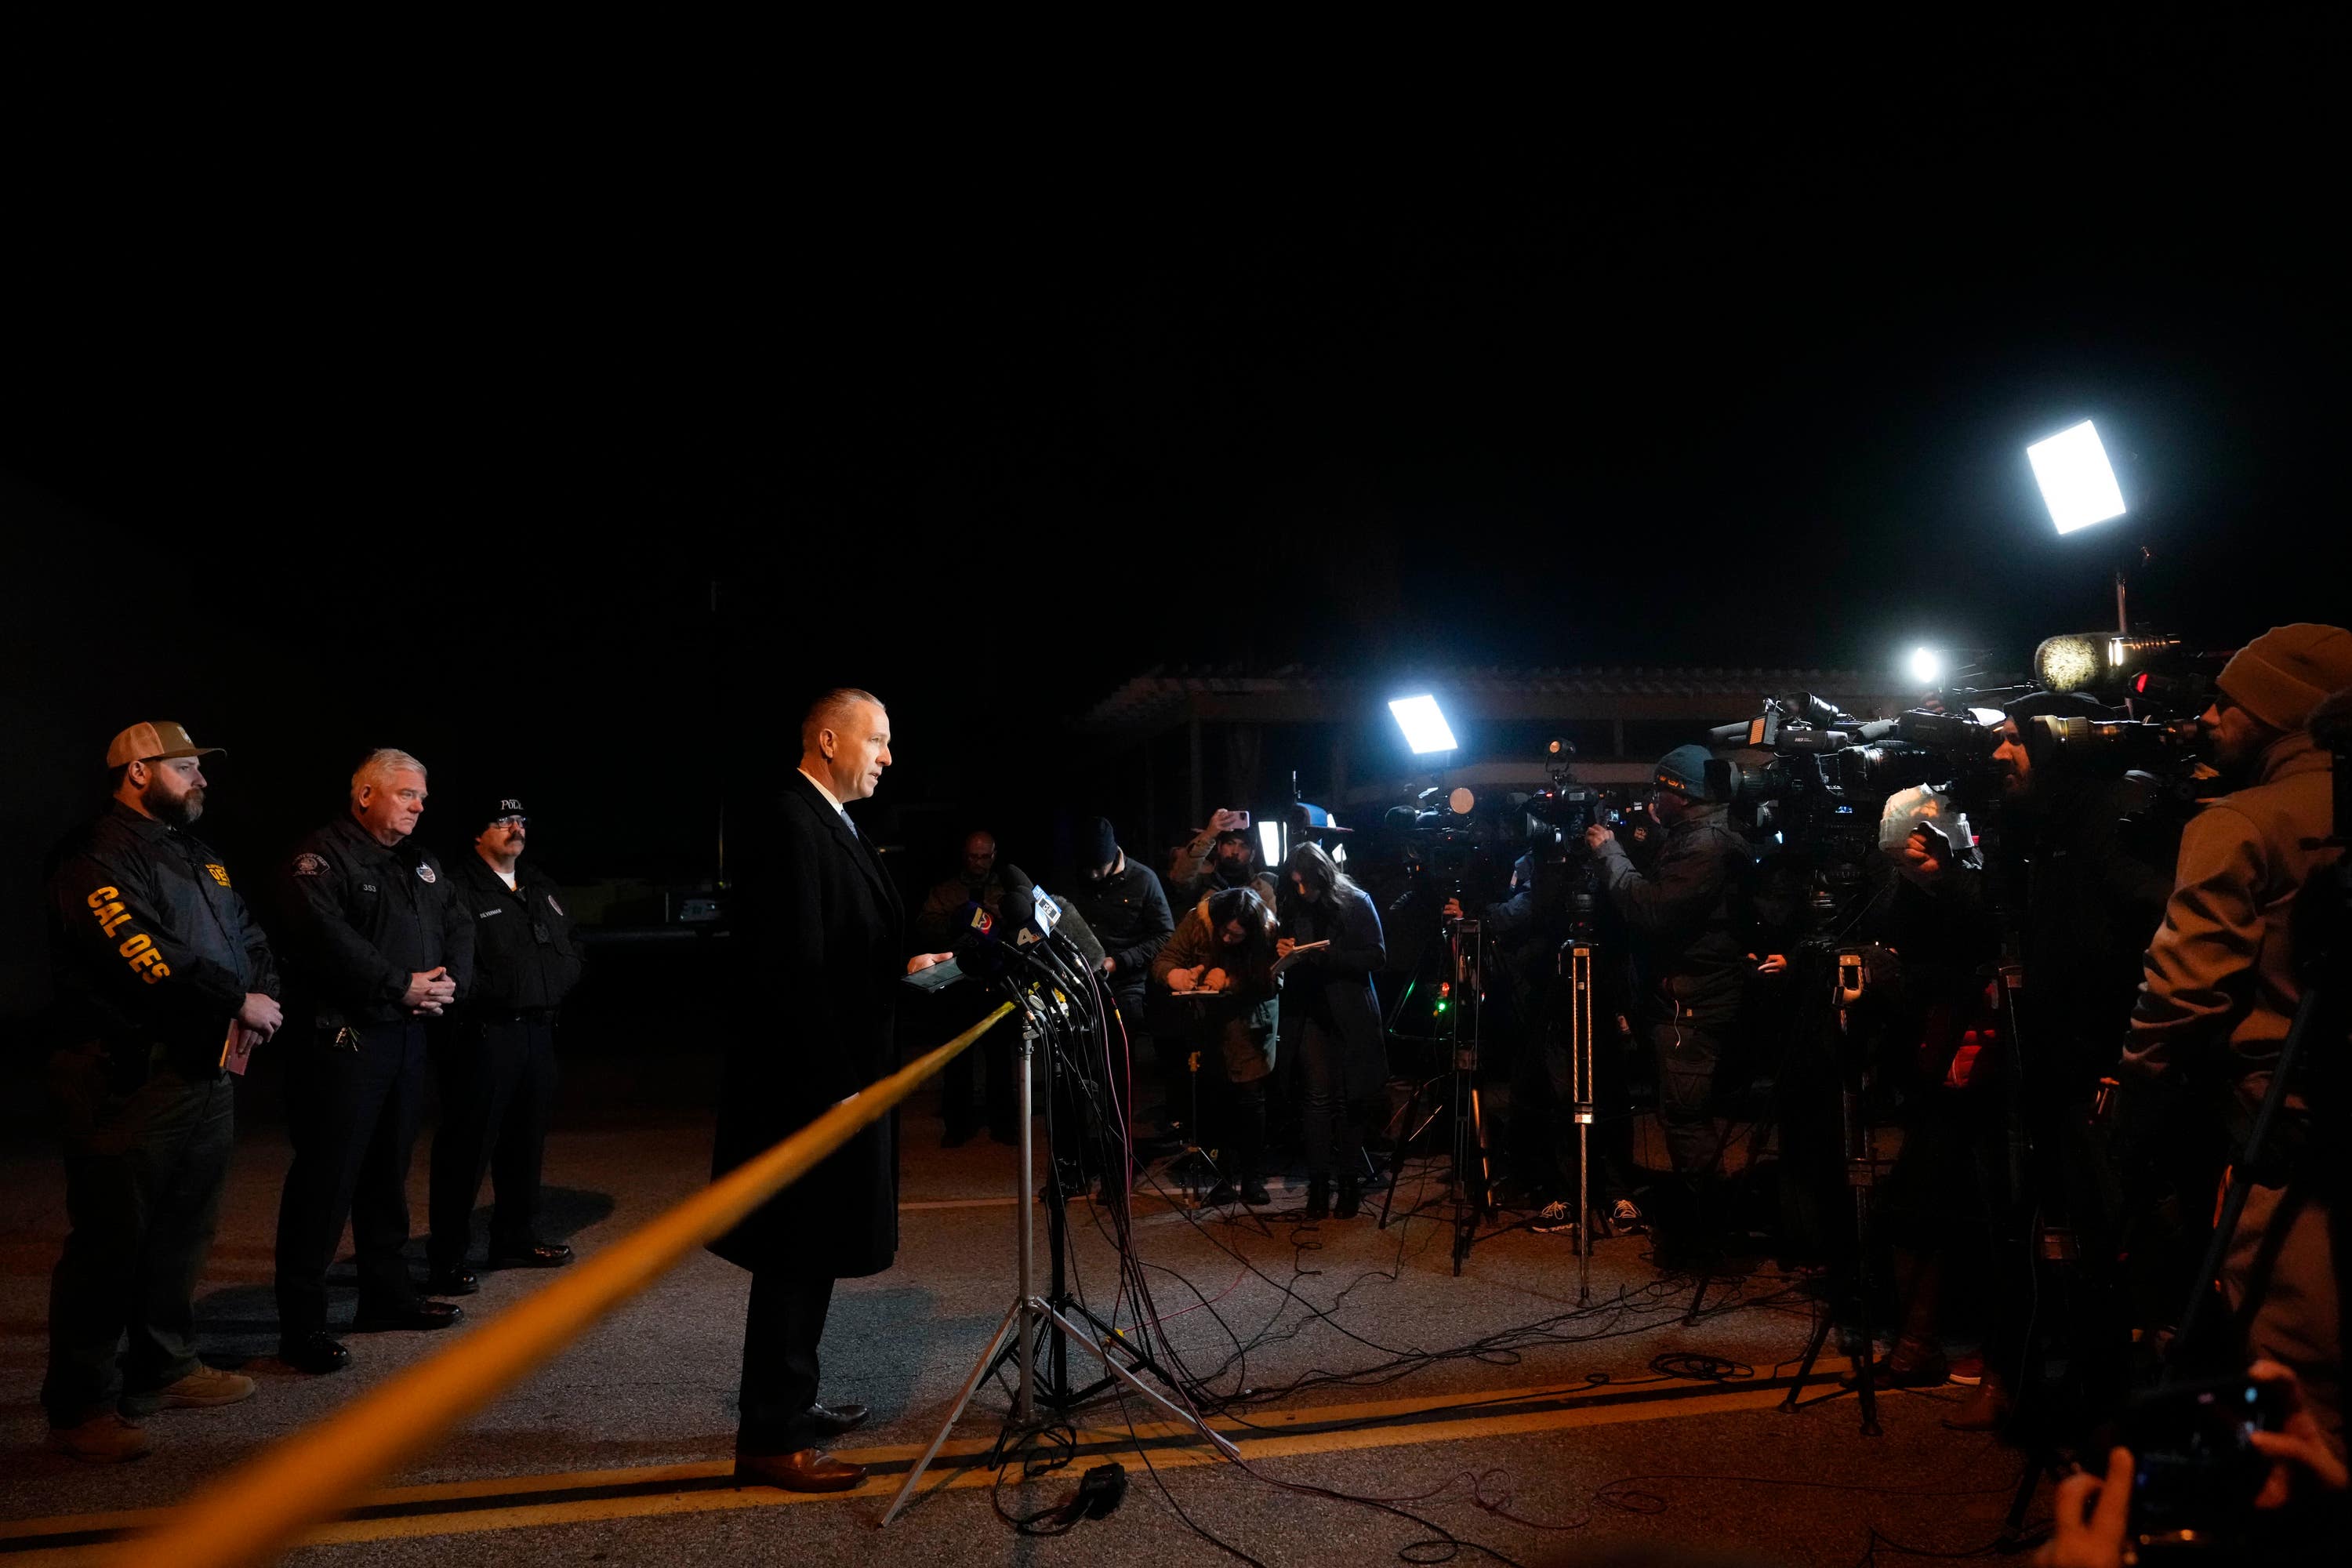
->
xmin=708 ymin=689 xmax=948 ymax=1493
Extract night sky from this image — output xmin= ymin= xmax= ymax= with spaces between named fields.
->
xmin=5 ymin=26 xmax=2344 ymax=1008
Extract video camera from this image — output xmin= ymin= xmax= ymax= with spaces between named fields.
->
xmin=2032 ymin=632 xmax=2229 ymax=720
xmin=1704 ymin=692 xmax=2008 ymax=858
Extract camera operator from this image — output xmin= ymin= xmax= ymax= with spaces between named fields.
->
xmin=1276 ymin=844 xmax=1387 ymax=1221
xmin=1449 ymin=836 xmax=1649 ymax=1239
xmin=2115 ymin=624 xmax=2352 ymax=1451
xmin=1853 ymin=800 xmax=2005 ymax=1396
xmin=1152 ymin=885 xmax=1281 ymax=1207
xmin=1171 ymin=809 xmax=1278 ymax=906
xmin=1581 ymin=746 xmax=1754 ymax=1263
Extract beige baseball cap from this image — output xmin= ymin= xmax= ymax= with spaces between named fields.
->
xmin=106 ymin=721 xmax=225 ymax=768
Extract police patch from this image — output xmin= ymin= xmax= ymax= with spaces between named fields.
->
xmin=205 ymin=864 xmax=231 ymax=887
xmin=292 ymin=853 xmax=325 ymax=877
xmin=416 ymin=862 xmax=437 ymax=884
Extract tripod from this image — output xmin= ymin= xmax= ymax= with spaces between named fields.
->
xmin=883 ymin=993 xmax=1237 ymax=1526
xmin=1377 ymin=916 xmax=1494 ymax=1275
xmin=1780 ymin=947 xmax=1886 ymax=1436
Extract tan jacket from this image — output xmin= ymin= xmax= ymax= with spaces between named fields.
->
xmin=1150 ymin=895 xmax=1279 ymax=1083
xmin=2123 ymin=730 xmax=2339 ymax=1122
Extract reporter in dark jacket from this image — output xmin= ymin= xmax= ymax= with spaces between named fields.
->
xmin=1072 ymin=817 xmax=1176 ymax=1137
xmin=1584 ymin=745 xmax=1754 ymax=1250
xmin=1276 ymin=844 xmax=1387 ymax=1219
xmin=272 ymin=748 xmax=474 ymax=1374
xmin=42 ymin=723 xmax=279 ymax=1462
xmin=426 ymin=797 xmax=583 ymax=1294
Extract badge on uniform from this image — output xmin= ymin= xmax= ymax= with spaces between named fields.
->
xmin=416 ymin=862 xmax=437 ymax=884
xmin=292 ymin=853 xmax=326 ymax=877
xmin=205 ymin=863 xmax=232 ymax=887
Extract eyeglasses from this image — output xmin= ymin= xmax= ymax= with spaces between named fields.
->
xmin=488 ymin=816 xmax=528 ymax=829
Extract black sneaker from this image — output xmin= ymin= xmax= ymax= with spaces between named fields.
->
xmin=1530 ymin=1200 xmax=1579 ymax=1236
xmin=1603 ymin=1199 xmax=1648 ymax=1236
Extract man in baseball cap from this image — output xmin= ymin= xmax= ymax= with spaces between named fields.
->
xmin=104 ymin=720 xmax=226 ymax=770
xmin=426 ymin=796 xmax=584 ymax=1293
xmin=1580 ymin=743 xmax=1755 ymax=1260
xmin=2119 ymin=623 xmax=2352 ymax=1447
xmin=42 ymin=723 xmax=280 ymax=1460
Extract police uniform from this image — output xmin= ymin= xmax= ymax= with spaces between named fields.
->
xmin=272 ymin=807 xmax=474 ymax=1366
xmin=427 ymin=798 xmax=583 ymax=1283
xmin=43 ymin=724 xmax=276 ymax=1448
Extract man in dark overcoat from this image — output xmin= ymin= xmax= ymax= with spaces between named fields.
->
xmin=710 ymin=688 xmax=947 ymax=1491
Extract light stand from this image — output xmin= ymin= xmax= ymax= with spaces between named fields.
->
xmin=1563 ymin=938 xmax=1597 ymax=1305
xmin=882 ymin=989 xmax=1237 ymax=1527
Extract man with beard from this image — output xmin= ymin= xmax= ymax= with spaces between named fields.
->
xmin=42 ymin=722 xmax=281 ymax=1461
xmin=2117 ymin=625 xmax=2352 ymax=1451
xmin=273 ymin=748 xmax=474 ymax=1374
xmin=426 ymin=798 xmax=583 ymax=1295
xmin=915 ymin=829 xmax=1014 ymax=1145
xmin=1170 ymin=810 xmax=1278 ymax=906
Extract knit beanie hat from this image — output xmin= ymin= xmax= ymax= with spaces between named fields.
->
xmin=2217 ymin=624 xmax=2352 ymax=731
xmin=1652 ymin=744 xmax=1717 ymax=801
xmin=1081 ymin=815 xmax=1119 ymax=867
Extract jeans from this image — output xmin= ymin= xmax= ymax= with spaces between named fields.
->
xmin=43 ymin=1051 xmax=234 ymax=1427
xmin=1296 ymin=1019 xmax=1366 ymax=1181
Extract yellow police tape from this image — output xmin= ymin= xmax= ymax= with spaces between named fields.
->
xmin=113 ymin=1000 xmax=1014 ymax=1568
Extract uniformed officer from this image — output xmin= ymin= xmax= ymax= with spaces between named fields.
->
xmin=426 ymin=797 xmax=583 ymax=1294
xmin=272 ymin=747 xmax=474 ymax=1374
xmin=42 ymin=722 xmax=281 ymax=1462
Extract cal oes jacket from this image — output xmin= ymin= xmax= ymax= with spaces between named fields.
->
xmin=46 ymin=800 xmax=279 ymax=1074
xmin=278 ymin=814 xmax=474 ymax=1029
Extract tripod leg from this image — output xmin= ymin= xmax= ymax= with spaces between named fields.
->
xmin=1780 ymin=1300 xmax=1837 ymax=1413
xmin=1039 ymin=1304 xmax=1242 ymax=1460
xmin=881 ymin=1299 xmax=1022 ymax=1526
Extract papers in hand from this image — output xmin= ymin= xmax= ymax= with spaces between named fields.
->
xmin=1271 ymin=940 xmax=1330 ymax=978
xmin=221 ymin=1025 xmax=256 ymax=1076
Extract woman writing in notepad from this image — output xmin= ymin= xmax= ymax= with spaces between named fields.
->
xmin=1276 ymin=844 xmax=1388 ymax=1221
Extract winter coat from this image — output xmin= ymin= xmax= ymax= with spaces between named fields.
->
xmin=2122 ymin=730 xmax=2339 ymax=1145
xmin=1276 ymin=880 xmax=1389 ymax=1102
xmin=1070 ymin=855 xmax=1174 ymax=989
xmin=1588 ymin=802 xmax=1754 ymax=1029
xmin=1149 ymin=896 xmax=1278 ymax=1083
xmin=710 ymin=769 xmax=906 ymax=1279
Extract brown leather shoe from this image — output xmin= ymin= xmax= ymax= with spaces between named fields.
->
xmin=48 ymin=1414 xmax=151 ymax=1463
xmin=138 ymin=1365 xmax=257 ymax=1410
xmin=1942 ymin=1375 xmax=2013 ymax=1432
xmin=808 ymin=1402 xmax=869 ymax=1438
xmin=735 ymin=1448 xmax=866 ymax=1492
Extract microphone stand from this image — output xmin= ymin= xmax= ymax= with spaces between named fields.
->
xmin=882 ymin=973 xmax=1237 ymax=1527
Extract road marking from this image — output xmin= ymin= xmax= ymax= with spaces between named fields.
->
xmin=0 ymin=1361 xmax=1857 ymax=1562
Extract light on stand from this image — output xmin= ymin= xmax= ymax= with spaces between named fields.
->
xmin=1907 ymin=646 xmax=1945 ymax=687
xmin=1388 ymin=695 xmax=1459 ymax=754
xmin=2027 ymin=419 xmax=2126 ymax=535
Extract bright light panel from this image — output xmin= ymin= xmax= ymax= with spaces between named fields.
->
xmin=1257 ymin=820 xmax=1282 ymax=869
xmin=1388 ymin=695 xmax=1458 ymax=754
xmin=1908 ymin=647 xmax=1944 ymax=685
xmin=2027 ymin=420 xmax=2126 ymax=535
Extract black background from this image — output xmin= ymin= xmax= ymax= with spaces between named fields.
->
xmin=5 ymin=23 xmax=2346 ymax=1011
